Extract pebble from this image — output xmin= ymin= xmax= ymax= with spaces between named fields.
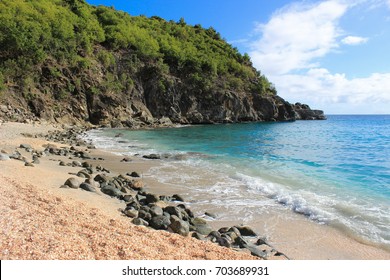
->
xmin=127 ymin=171 xmax=140 ymax=177
xmin=79 ymin=182 xmax=96 ymax=192
xmin=124 ymin=208 xmax=138 ymax=218
xmin=64 ymin=177 xmax=80 ymax=189
xmin=132 ymin=218 xmax=149 ymax=226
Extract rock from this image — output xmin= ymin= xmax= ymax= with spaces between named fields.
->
xmin=159 ymin=195 xmax=172 ymax=202
xmin=127 ymin=171 xmax=140 ymax=177
xmin=82 ymin=162 xmax=92 ymax=168
xmin=256 ymin=238 xmax=268 ymax=246
xmin=191 ymin=217 xmax=213 ymax=235
xmin=207 ymin=231 xmax=221 ymax=242
xmin=0 ymin=105 xmax=8 ymax=112
xmin=228 ymin=227 xmax=241 ymax=237
xmin=125 ymin=201 xmax=140 ymax=211
xmin=115 ymin=133 xmax=124 ymax=138
xmin=24 ymin=162 xmax=34 ymax=167
xmin=132 ymin=218 xmax=149 ymax=226
xmin=124 ymin=208 xmax=138 ymax=218
xmin=146 ymin=193 xmax=159 ymax=204
xmin=172 ymin=194 xmax=184 ymax=202
xmin=72 ymin=160 xmax=82 ymax=167
xmin=84 ymin=178 xmax=100 ymax=188
xmin=32 ymin=158 xmax=40 ymax=164
xmin=224 ymin=230 xmax=240 ymax=241
xmin=77 ymin=170 xmax=91 ymax=179
xmin=217 ymin=237 xmax=232 ymax=248
xmin=101 ymin=184 xmax=122 ymax=197
xmin=138 ymin=210 xmax=152 ymax=222
xmin=122 ymin=195 xmax=135 ymax=203
xmin=94 ymin=174 xmax=109 ymax=183
xmin=120 ymin=157 xmax=132 ymax=162
xmin=143 ymin=154 xmax=161 ymax=160
xmin=136 ymin=194 xmax=147 ymax=204
xmin=244 ymin=245 xmax=268 ymax=259
xmin=234 ymin=225 xmax=258 ymax=236
xmin=234 ymin=236 xmax=249 ymax=248
xmin=0 ymin=153 xmax=10 ymax=161
xmin=205 ymin=212 xmax=217 ymax=219
xmin=192 ymin=232 xmax=206 ymax=241
xmin=20 ymin=144 xmax=32 ymax=150
xmin=218 ymin=227 xmax=230 ymax=234
xmin=79 ymin=182 xmax=96 ymax=192
xmin=175 ymin=204 xmax=193 ymax=220
xmin=130 ymin=180 xmax=144 ymax=190
xmin=164 ymin=206 xmax=183 ymax=219
xmin=59 ymin=161 xmax=66 ymax=166
xmin=293 ymin=103 xmax=326 ymax=120
xmin=169 ymin=218 xmax=190 ymax=236
xmin=149 ymin=205 xmax=163 ymax=217
xmin=64 ymin=177 xmax=80 ymax=189
xmin=135 ymin=110 xmax=155 ymax=124
xmin=150 ymin=215 xmax=171 ymax=230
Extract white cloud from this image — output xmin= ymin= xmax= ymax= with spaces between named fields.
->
xmin=273 ymin=69 xmax=390 ymax=106
xmin=341 ymin=35 xmax=369 ymax=45
xmin=247 ymin=0 xmax=390 ymax=114
xmin=249 ymin=1 xmax=348 ymax=75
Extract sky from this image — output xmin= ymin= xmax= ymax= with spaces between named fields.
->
xmin=86 ymin=0 xmax=390 ymax=114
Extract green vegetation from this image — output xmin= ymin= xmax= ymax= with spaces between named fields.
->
xmin=0 ymin=0 xmax=275 ymax=103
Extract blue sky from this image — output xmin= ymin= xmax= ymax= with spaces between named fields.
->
xmin=86 ymin=0 xmax=390 ymax=114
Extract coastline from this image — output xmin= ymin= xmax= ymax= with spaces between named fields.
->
xmin=0 ymin=121 xmax=261 ymax=260
xmin=1 ymin=121 xmax=389 ymax=260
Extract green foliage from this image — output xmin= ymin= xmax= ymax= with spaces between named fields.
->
xmin=0 ymin=0 xmax=276 ymax=102
xmin=0 ymin=72 xmax=5 ymax=92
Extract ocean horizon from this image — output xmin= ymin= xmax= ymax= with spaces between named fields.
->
xmin=84 ymin=114 xmax=390 ymax=251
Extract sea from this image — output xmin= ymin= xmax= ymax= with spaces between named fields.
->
xmin=83 ymin=115 xmax=390 ymax=251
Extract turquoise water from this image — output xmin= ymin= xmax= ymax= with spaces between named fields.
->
xmin=85 ymin=115 xmax=390 ymax=249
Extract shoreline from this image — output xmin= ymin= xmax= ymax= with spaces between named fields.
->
xmin=0 ymin=121 xmax=269 ymax=260
xmin=1 ymin=121 xmax=389 ymax=260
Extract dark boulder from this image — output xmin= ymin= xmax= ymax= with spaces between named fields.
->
xmin=79 ymin=182 xmax=96 ymax=192
xmin=150 ymin=215 xmax=171 ymax=230
xmin=101 ymin=184 xmax=122 ymax=197
xmin=128 ymin=171 xmax=140 ymax=177
xmin=149 ymin=205 xmax=164 ymax=217
xmin=143 ymin=154 xmax=161 ymax=160
xmin=191 ymin=217 xmax=213 ymax=235
xmin=146 ymin=193 xmax=160 ymax=204
xmin=124 ymin=208 xmax=138 ymax=218
xmin=234 ymin=225 xmax=258 ymax=236
xmin=169 ymin=216 xmax=190 ymax=236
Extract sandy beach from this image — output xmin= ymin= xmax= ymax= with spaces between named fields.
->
xmin=1 ymin=121 xmax=389 ymax=260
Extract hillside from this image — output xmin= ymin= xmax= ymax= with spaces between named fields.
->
xmin=0 ymin=0 xmax=325 ymax=127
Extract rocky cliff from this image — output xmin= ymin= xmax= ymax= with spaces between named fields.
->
xmin=0 ymin=0 xmax=325 ymax=127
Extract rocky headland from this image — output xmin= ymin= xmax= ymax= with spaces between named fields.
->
xmin=0 ymin=0 xmax=325 ymax=130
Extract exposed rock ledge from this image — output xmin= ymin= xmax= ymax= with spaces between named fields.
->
xmin=0 ymin=90 xmax=325 ymax=129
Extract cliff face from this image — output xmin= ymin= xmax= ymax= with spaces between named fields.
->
xmin=0 ymin=0 xmax=325 ymax=127
xmin=0 ymin=77 xmax=326 ymax=128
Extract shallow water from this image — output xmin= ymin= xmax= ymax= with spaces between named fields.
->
xmin=84 ymin=115 xmax=390 ymax=250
